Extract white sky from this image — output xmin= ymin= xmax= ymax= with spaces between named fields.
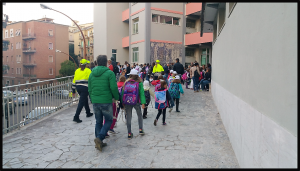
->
xmin=3 ymin=3 xmax=94 ymax=26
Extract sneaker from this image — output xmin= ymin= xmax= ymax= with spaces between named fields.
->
xmin=139 ymin=129 xmax=145 ymax=135
xmin=206 ymin=89 xmax=209 ymax=91
xmin=86 ymin=113 xmax=93 ymax=117
xmin=176 ymin=110 xmax=181 ymax=112
xmin=105 ymin=133 xmax=110 ymax=138
xmin=154 ymin=119 xmax=157 ymax=126
xmin=95 ymin=142 xmax=107 ymax=148
xmin=108 ymin=129 xmax=116 ymax=134
xmin=94 ymin=138 xmax=103 ymax=151
xmin=128 ymin=133 xmax=133 ymax=140
xmin=143 ymin=116 xmax=147 ymax=119
xmin=163 ymin=122 xmax=167 ymax=125
xmin=73 ymin=116 xmax=82 ymax=123
xmin=169 ymin=108 xmax=173 ymax=112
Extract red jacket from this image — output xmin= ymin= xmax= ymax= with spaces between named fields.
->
xmin=151 ymin=80 xmax=160 ymax=86
xmin=108 ymin=64 xmax=113 ymax=72
xmin=117 ymin=82 xmax=124 ymax=88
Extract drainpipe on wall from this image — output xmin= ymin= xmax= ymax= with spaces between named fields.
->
xmin=182 ymin=3 xmax=186 ymax=65
xmin=129 ymin=3 xmax=131 ymax=64
xmin=144 ymin=3 xmax=151 ymax=64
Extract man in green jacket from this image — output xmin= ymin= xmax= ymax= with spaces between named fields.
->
xmin=88 ymin=55 xmax=119 ymax=151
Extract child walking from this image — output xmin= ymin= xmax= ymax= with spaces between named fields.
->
xmin=169 ymin=75 xmax=184 ymax=112
xmin=154 ymin=80 xmax=171 ymax=126
xmin=143 ymin=80 xmax=155 ymax=119
xmin=121 ymin=69 xmax=146 ymax=139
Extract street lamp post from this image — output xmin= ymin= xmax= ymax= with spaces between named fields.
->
xmin=40 ymin=4 xmax=87 ymax=59
xmin=56 ymin=50 xmax=78 ymax=68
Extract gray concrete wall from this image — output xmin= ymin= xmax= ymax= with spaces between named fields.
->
xmin=211 ymin=3 xmax=297 ymax=168
xmin=150 ymin=10 xmax=183 ymax=42
xmin=93 ymin=3 xmax=107 ymax=60
xmin=131 ymin=10 xmax=145 ymax=43
xmin=151 ymin=3 xmax=183 ymax=12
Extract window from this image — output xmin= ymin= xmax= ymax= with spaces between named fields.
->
xmin=186 ymin=19 xmax=196 ymax=28
xmin=49 ymin=68 xmax=53 ymax=75
xmin=16 ymin=68 xmax=18 ymax=74
xmin=20 ymin=68 xmax=22 ymax=75
xmin=132 ymin=17 xmax=139 ymax=34
xmin=11 ymin=56 xmax=13 ymax=62
xmin=16 ymin=42 xmax=21 ymax=49
xmin=11 ymin=43 xmax=13 ymax=50
xmin=48 ymin=30 xmax=53 ymax=36
xmin=15 ymin=29 xmax=21 ymax=36
xmin=6 ymin=56 xmax=9 ymax=62
xmin=112 ymin=49 xmax=117 ymax=61
xmin=48 ymin=56 xmax=53 ymax=62
xmin=6 ymin=80 xmax=10 ymax=86
xmin=49 ymin=43 xmax=53 ymax=49
xmin=152 ymin=14 xmax=180 ymax=26
xmin=152 ymin=14 xmax=159 ymax=22
xmin=88 ymin=31 xmax=90 ymax=37
xmin=5 ymin=30 xmax=8 ymax=38
xmin=28 ymin=28 xmax=31 ymax=36
xmin=11 ymin=68 xmax=13 ymax=74
xmin=201 ymin=49 xmax=209 ymax=66
xmin=10 ymin=29 xmax=14 ymax=37
xmin=16 ymin=55 xmax=21 ymax=62
xmin=132 ymin=47 xmax=139 ymax=62
xmin=160 ymin=15 xmax=172 ymax=24
xmin=185 ymin=49 xmax=195 ymax=57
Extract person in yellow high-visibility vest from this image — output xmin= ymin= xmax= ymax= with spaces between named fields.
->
xmin=72 ymin=59 xmax=93 ymax=123
xmin=152 ymin=60 xmax=164 ymax=80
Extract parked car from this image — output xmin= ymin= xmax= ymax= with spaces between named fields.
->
xmin=55 ymin=90 xmax=69 ymax=98
xmin=23 ymin=106 xmax=58 ymax=125
xmin=3 ymin=90 xmax=13 ymax=97
xmin=13 ymin=92 xmax=28 ymax=106
xmin=23 ymin=89 xmax=32 ymax=96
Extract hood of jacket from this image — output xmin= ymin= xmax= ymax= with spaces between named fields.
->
xmin=91 ymin=66 xmax=110 ymax=77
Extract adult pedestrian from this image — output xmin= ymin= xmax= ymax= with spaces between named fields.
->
xmin=125 ymin=63 xmax=131 ymax=79
xmin=163 ymin=63 xmax=170 ymax=79
xmin=88 ymin=55 xmax=120 ymax=151
xmin=90 ymin=62 xmax=95 ymax=71
xmin=107 ymin=60 xmax=113 ymax=72
xmin=190 ymin=62 xmax=200 ymax=92
xmin=147 ymin=62 xmax=154 ymax=81
xmin=152 ymin=60 xmax=164 ymax=80
xmin=72 ymin=59 xmax=93 ymax=123
xmin=199 ymin=68 xmax=211 ymax=91
xmin=172 ymin=58 xmax=184 ymax=84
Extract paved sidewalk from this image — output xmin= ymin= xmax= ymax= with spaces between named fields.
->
xmin=3 ymin=86 xmax=239 ymax=168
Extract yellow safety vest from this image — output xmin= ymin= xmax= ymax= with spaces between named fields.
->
xmin=72 ymin=68 xmax=91 ymax=92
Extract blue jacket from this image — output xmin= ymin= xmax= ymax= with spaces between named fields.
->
xmin=170 ymin=82 xmax=184 ymax=98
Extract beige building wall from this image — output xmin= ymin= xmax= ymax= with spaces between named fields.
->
xmin=151 ymin=3 xmax=184 ymax=12
xmin=106 ymin=3 xmax=129 ymax=64
xmin=55 ymin=24 xmax=69 ymax=76
xmin=94 ymin=3 xmax=108 ymax=61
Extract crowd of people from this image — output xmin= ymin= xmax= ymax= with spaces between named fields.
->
xmin=71 ymin=55 xmax=212 ymax=152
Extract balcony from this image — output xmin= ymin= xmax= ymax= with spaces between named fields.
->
xmin=185 ymin=32 xmax=213 ymax=46
xmin=23 ymin=74 xmax=37 ymax=79
xmin=90 ymin=43 xmax=93 ymax=47
xmin=186 ymin=3 xmax=202 ymax=16
xmin=23 ymin=61 xmax=37 ymax=67
xmin=22 ymin=48 xmax=36 ymax=53
xmin=79 ymin=46 xmax=83 ymax=49
xmin=122 ymin=8 xmax=129 ymax=22
xmin=79 ymin=36 xmax=83 ymax=40
xmin=122 ymin=36 xmax=129 ymax=48
xmin=90 ymin=33 xmax=93 ymax=37
xmin=22 ymin=33 xmax=36 ymax=40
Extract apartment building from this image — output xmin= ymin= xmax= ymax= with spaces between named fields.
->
xmin=93 ymin=3 xmax=212 ymax=66
xmin=201 ymin=3 xmax=297 ymax=168
xmin=72 ymin=23 xmax=94 ymax=62
xmin=2 ymin=17 xmax=69 ymax=87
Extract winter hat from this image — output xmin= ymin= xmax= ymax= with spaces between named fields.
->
xmin=143 ymin=80 xmax=150 ymax=89
xmin=128 ymin=69 xmax=138 ymax=75
xmin=175 ymin=75 xmax=180 ymax=80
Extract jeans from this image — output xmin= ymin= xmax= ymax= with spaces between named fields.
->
xmin=93 ymin=103 xmax=113 ymax=141
xmin=192 ymin=76 xmax=199 ymax=91
xmin=143 ymin=103 xmax=149 ymax=117
xmin=124 ymin=103 xmax=143 ymax=133
xmin=156 ymin=108 xmax=166 ymax=123
xmin=199 ymin=80 xmax=211 ymax=90
xmin=75 ymin=85 xmax=91 ymax=118
xmin=169 ymin=97 xmax=175 ymax=108
xmin=146 ymin=74 xmax=149 ymax=81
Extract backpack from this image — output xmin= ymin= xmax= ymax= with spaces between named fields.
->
xmin=138 ymin=72 xmax=143 ymax=79
xmin=169 ymin=83 xmax=180 ymax=98
xmin=118 ymin=86 xmax=123 ymax=95
xmin=155 ymin=83 xmax=161 ymax=91
xmin=199 ymin=72 xmax=203 ymax=81
xmin=146 ymin=66 xmax=149 ymax=73
xmin=182 ymin=72 xmax=187 ymax=81
xmin=194 ymin=68 xmax=200 ymax=78
xmin=154 ymin=89 xmax=168 ymax=109
xmin=168 ymin=77 xmax=174 ymax=87
xmin=113 ymin=64 xmax=119 ymax=74
xmin=122 ymin=80 xmax=139 ymax=105
xmin=144 ymin=89 xmax=151 ymax=105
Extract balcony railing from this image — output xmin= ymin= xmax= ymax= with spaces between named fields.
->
xmin=23 ymin=61 xmax=37 ymax=67
xmin=122 ymin=36 xmax=129 ymax=48
xmin=185 ymin=32 xmax=213 ymax=46
xmin=22 ymin=33 xmax=36 ymax=40
xmin=90 ymin=43 xmax=93 ymax=47
xmin=90 ymin=33 xmax=93 ymax=37
xmin=23 ymin=74 xmax=37 ymax=78
xmin=79 ymin=46 xmax=83 ymax=49
xmin=122 ymin=8 xmax=129 ymax=21
xmin=2 ymin=75 xmax=79 ymax=135
xmin=22 ymin=48 xmax=36 ymax=53
xmin=79 ymin=36 xmax=83 ymax=40
xmin=186 ymin=3 xmax=202 ymax=16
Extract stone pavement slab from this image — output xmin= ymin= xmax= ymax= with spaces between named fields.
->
xmin=2 ymin=86 xmax=239 ymax=168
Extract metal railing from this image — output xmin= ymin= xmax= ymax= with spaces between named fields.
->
xmin=23 ymin=74 xmax=37 ymax=78
xmin=2 ymin=75 xmax=79 ymax=135
xmin=22 ymin=33 xmax=36 ymax=40
xmin=22 ymin=48 xmax=36 ymax=53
